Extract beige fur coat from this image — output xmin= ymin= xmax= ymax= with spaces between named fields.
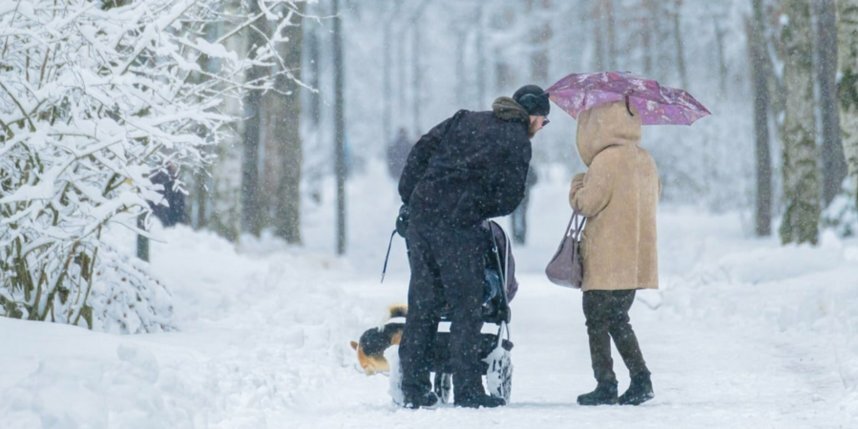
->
xmin=569 ymin=101 xmax=659 ymax=291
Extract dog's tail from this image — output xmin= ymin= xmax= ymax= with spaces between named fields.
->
xmin=387 ymin=304 xmax=407 ymax=319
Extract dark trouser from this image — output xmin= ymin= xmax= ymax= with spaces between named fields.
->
xmin=399 ymin=222 xmax=486 ymax=400
xmin=582 ymin=290 xmax=649 ymax=385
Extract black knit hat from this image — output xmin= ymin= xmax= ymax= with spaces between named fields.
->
xmin=513 ymin=84 xmax=550 ymax=116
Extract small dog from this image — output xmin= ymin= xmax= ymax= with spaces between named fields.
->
xmin=350 ymin=305 xmax=407 ymax=375
xmin=351 ymin=303 xmax=511 ymax=405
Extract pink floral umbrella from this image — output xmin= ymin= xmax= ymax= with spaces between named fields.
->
xmin=546 ymin=71 xmax=711 ymax=125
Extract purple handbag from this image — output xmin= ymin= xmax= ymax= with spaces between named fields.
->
xmin=545 ymin=210 xmax=585 ymax=288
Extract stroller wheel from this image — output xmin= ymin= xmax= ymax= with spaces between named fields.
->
xmin=433 ymin=373 xmax=452 ymax=404
xmin=484 ymin=342 xmax=513 ymax=403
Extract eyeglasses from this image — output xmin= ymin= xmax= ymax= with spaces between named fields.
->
xmin=542 ymin=118 xmax=550 ymax=127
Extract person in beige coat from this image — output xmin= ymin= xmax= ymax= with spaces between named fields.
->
xmin=569 ymin=100 xmax=659 ymax=406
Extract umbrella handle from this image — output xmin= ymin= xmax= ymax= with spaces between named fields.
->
xmin=625 ymin=95 xmax=634 ymax=117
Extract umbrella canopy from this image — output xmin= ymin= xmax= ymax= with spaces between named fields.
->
xmin=546 ymin=71 xmax=711 ymax=125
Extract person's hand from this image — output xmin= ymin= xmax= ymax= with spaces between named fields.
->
xmin=569 ymin=173 xmax=585 ymax=204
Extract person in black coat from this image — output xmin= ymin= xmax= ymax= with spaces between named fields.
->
xmin=149 ymin=163 xmax=186 ymax=227
xmin=386 ymin=127 xmax=412 ymax=181
xmin=396 ymin=85 xmax=550 ymax=409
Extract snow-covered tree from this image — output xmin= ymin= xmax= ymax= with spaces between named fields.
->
xmin=0 ymin=0 xmax=302 ymax=332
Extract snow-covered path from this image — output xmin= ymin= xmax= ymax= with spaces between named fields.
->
xmin=296 ymin=276 xmax=848 ymax=429
xmin=239 ymin=168 xmax=856 ymax=428
xmin=1 ymin=166 xmax=856 ymax=428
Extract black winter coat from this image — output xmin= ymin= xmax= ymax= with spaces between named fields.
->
xmin=399 ymin=98 xmax=532 ymax=228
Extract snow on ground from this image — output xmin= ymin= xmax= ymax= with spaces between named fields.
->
xmin=1 ymin=162 xmax=857 ymax=428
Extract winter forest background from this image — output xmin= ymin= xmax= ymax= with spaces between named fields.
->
xmin=2 ymin=0 xmax=858 ymax=427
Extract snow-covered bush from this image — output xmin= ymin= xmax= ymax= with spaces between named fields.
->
xmin=822 ymin=183 xmax=858 ymax=237
xmin=0 ymin=0 xmax=301 ymax=332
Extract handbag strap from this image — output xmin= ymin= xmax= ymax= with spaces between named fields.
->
xmin=566 ymin=209 xmax=586 ymax=240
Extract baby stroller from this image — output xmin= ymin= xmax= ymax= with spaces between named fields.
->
xmin=387 ymin=220 xmax=517 ymax=405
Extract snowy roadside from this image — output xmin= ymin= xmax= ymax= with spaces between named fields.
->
xmin=656 ymin=216 xmax=858 ymax=425
xmin=0 ymin=224 xmax=372 ymax=428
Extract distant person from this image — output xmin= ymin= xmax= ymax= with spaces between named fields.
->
xmin=386 ymin=127 xmax=411 ymax=180
xmin=511 ymin=166 xmax=538 ymax=244
xmin=149 ymin=163 xmax=186 ymax=227
xmin=397 ymin=84 xmax=549 ymax=409
xmin=569 ymin=101 xmax=658 ymax=406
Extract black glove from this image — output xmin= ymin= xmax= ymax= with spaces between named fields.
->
xmin=395 ymin=205 xmax=410 ymax=237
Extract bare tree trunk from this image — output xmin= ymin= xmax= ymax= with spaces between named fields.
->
xmin=672 ymin=0 xmax=688 ymax=89
xmin=192 ymin=17 xmax=224 ymax=230
xmin=528 ymin=0 xmax=552 ymax=83
xmin=136 ymin=214 xmax=149 ymax=261
xmin=241 ymin=1 xmax=267 ymax=237
xmin=192 ymin=166 xmax=208 ymax=229
xmin=333 ymin=0 xmax=346 ymax=255
xmin=779 ymin=0 xmax=820 ymax=245
xmin=307 ymin=14 xmax=321 ymax=130
xmin=412 ymin=20 xmax=422 ymax=135
xmin=396 ymin=27 xmax=406 ymax=128
xmin=272 ymin=4 xmax=305 ymax=244
xmin=646 ymin=0 xmax=670 ymax=81
xmin=749 ymin=0 xmax=772 ymax=236
xmin=593 ymin=2 xmax=606 ymax=70
xmin=813 ymin=0 xmax=847 ymax=207
xmin=382 ymin=7 xmax=394 ymax=145
xmin=837 ymin=0 xmax=858 ymax=204
xmin=640 ymin=0 xmax=654 ymax=76
xmin=476 ymin=4 xmax=486 ymax=108
xmin=456 ymin=27 xmax=468 ymax=105
xmin=410 ymin=0 xmax=434 ymax=134
xmin=304 ymin=3 xmax=323 ymax=205
xmin=713 ymin=14 xmax=728 ymax=95
xmin=493 ymin=6 xmax=515 ymax=93
xmin=605 ymin=0 xmax=617 ymax=70
xmin=759 ymin=6 xmax=787 ymax=153
xmin=106 ymin=0 xmax=149 ymax=256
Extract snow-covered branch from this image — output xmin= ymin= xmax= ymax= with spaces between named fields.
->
xmin=0 ymin=0 xmax=305 ymax=333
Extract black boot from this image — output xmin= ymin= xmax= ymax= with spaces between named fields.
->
xmin=619 ymin=373 xmax=654 ymax=406
xmin=455 ymin=393 xmax=506 ymax=408
xmin=403 ymin=391 xmax=439 ymax=409
xmin=576 ymin=381 xmax=618 ymax=406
